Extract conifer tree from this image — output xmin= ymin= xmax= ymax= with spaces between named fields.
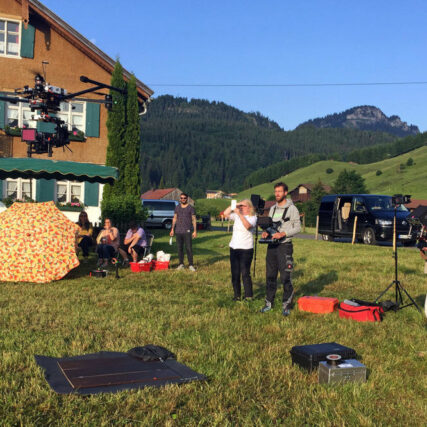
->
xmin=123 ymin=75 xmax=141 ymax=196
xmin=103 ymin=60 xmax=127 ymax=199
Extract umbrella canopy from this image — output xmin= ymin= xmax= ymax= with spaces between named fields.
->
xmin=0 ymin=202 xmax=80 ymax=283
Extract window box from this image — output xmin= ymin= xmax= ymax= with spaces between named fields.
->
xmin=56 ymin=202 xmax=85 ymax=212
xmin=4 ymin=126 xmax=22 ymax=136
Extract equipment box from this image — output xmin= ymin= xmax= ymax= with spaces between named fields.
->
xmin=318 ymin=359 xmax=367 ymax=384
xmin=298 ymin=296 xmax=339 ymax=313
xmin=290 ymin=342 xmax=357 ymax=371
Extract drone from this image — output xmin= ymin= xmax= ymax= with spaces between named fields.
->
xmin=0 ymin=72 xmax=126 ymax=157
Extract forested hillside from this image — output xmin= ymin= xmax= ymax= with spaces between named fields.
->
xmin=139 ymin=96 xmax=398 ymax=197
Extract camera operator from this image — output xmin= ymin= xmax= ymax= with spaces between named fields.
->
xmin=416 ymin=230 xmax=427 ymax=274
xmin=223 ymin=199 xmax=257 ymax=301
xmin=260 ymin=182 xmax=301 ymax=316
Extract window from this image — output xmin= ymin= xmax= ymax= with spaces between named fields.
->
xmin=0 ymin=18 xmax=20 ymax=57
xmin=56 ymin=181 xmax=83 ymax=204
xmin=5 ymin=178 xmax=32 ymax=200
xmin=4 ymin=101 xmax=85 ymax=132
xmin=58 ymin=102 xmax=85 ymax=132
xmin=352 ymin=197 xmax=366 ymax=213
xmin=5 ymin=102 xmax=37 ymax=128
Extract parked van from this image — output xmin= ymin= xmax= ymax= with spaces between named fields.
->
xmin=142 ymin=199 xmax=179 ymax=230
xmin=318 ymin=194 xmax=414 ymax=245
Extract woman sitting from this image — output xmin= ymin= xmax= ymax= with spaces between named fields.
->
xmin=96 ymin=218 xmax=120 ymax=268
xmin=76 ymin=211 xmax=93 ymax=262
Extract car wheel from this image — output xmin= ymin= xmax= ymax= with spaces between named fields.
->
xmin=362 ymin=228 xmax=376 ymax=245
xmin=163 ymin=220 xmax=172 ymax=230
xmin=322 ymin=234 xmax=332 ymax=241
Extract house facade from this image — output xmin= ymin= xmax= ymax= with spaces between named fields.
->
xmin=289 ymin=183 xmax=332 ymax=203
xmin=141 ymin=188 xmax=194 ymax=205
xmin=0 ymin=0 xmax=153 ymax=223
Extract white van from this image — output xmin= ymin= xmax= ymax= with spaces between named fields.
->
xmin=142 ymin=199 xmax=179 ymax=230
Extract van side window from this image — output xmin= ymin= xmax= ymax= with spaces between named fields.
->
xmin=353 ymin=197 xmax=366 ymax=213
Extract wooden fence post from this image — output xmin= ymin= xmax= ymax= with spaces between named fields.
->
xmin=315 ymin=216 xmax=319 ymax=240
xmin=352 ymin=216 xmax=358 ymax=245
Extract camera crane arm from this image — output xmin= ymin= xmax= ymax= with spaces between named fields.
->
xmin=62 ymin=76 xmax=127 ymax=100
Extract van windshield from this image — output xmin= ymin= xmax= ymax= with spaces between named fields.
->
xmin=365 ymin=196 xmax=408 ymax=212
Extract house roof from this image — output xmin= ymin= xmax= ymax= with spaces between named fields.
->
xmin=405 ymin=199 xmax=427 ymax=210
xmin=290 ymin=183 xmax=332 ymax=193
xmin=27 ymin=0 xmax=153 ymax=101
xmin=141 ymin=188 xmax=177 ymax=199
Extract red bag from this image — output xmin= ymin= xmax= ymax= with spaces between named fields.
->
xmin=298 ymin=296 xmax=339 ymax=313
xmin=338 ymin=302 xmax=384 ymax=322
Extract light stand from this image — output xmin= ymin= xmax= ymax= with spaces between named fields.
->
xmin=375 ymin=199 xmax=421 ymax=313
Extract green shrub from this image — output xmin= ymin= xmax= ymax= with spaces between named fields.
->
xmin=101 ymin=194 xmax=147 ymax=231
xmin=326 ymin=168 xmax=334 ymax=174
xmin=406 ymin=157 xmax=414 ymax=166
xmin=376 ymin=170 xmax=382 ymax=176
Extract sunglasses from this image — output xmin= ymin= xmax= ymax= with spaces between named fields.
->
xmin=180 ymin=197 xmax=188 ymax=200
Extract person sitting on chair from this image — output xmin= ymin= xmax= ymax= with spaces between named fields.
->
xmin=96 ymin=218 xmax=120 ymax=268
xmin=76 ymin=211 xmax=93 ymax=262
xmin=119 ymin=221 xmax=147 ymax=264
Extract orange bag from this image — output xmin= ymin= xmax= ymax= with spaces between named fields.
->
xmin=297 ymin=296 xmax=339 ymax=313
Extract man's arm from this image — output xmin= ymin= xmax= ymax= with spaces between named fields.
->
xmin=170 ymin=213 xmax=178 ymax=237
xmin=192 ymin=214 xmax=197 ymax=238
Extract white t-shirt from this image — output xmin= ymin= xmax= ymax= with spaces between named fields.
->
xmin=229 ymin=213 xmax=257 ymax=250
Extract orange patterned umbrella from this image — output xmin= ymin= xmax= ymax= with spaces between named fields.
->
xmin=0 ymin=201 xmax=80 ymax=283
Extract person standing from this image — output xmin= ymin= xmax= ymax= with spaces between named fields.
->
xmin=260 ymin=182 xmax=301 ymax=316
xmin=170 ymin=193 xmax=197 ymax=271
xmin=223 ymin=200 xmax=257 ymax=301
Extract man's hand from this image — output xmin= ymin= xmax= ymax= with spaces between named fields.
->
xmin=262 ymin=231 xmax=268 ymax=239
xmin=170 ymin=230 xmax=174 ymax=237
xmin=272 ymin=232 xmax=286 ymax=240
xmin=192 ymin=231 xmax=197 ymax=239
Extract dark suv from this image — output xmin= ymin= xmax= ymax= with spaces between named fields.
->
xmin=318 ymin=194 xmax=415 ymax=245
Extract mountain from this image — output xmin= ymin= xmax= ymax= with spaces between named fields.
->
xmin=139 ymin=97 xmax=402 ymax=198
xmin=298 ymin=106 xmax=419 ymax=137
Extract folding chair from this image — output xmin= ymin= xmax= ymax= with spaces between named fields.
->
xmin=143 ymin=234 xmax=154 ymax=258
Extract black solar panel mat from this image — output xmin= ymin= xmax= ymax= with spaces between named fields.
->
xmin=35 ymin=351 xmax=205 ymax=395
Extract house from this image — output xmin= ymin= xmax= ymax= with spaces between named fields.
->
xmin=206 ymin=190 xmax=225 ymax=199
xmin=0 ymin=0 xmax=153 ymax=223
xmin=141 ymin=188 xmax=194 ymax=205
xmin=404 ymin=199 xmax=427 ymax=212
xmin=289 ymin=183 xmax=331 ymax=203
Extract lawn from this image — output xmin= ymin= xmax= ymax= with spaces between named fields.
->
xmin=0 ymin=229 xmax=426 ymax=426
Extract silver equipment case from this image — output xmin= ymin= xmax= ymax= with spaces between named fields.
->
xmin=318 ymin=355 xmax=367 ymax=384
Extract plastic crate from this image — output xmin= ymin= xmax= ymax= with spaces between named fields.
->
xmin=290 ymin=342 xmax=357 ymax=371
xmin=138 ymin=262 xmax=153 ymax=272
xmin=130 ymin=262 xmax=140 ymax=272
xmin=153 ymin=261 xmax=169 ymax=271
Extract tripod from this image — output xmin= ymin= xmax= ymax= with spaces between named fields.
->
xmin=253 ymin=224 xmax=259 ymax=277
xmin=375 ymin=205 xmax=421 ymax=313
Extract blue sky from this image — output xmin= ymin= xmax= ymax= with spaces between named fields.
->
xmin=41 ymin=0 xmax=427 ymax=131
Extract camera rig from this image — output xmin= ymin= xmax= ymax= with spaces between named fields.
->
xmin=0 ymin=73 xmax=126 ymax=157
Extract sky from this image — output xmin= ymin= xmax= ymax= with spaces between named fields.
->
xmin=40 ymin=0 xmax=427 ymax=131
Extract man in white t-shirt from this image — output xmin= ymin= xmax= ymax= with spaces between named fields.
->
xmin=223 ymin=200 xmax=257 ymax=301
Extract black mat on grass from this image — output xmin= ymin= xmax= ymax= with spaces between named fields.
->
xmin=35 ymin=350 xmax=205 ymax=395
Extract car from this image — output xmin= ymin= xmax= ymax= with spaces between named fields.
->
xmin=318 ymin=194 xmax=415 ymax=245
xmin=141 ymin=199 xmax=179 ymax=230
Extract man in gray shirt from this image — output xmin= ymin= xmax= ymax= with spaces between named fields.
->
xmin=170 ymin=193 xmax=197 ymax=271
xmin=260 ymin=182 xmax=301 ymax=316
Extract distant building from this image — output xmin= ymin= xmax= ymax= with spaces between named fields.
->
xmin=206 ymin=190 xmax=225 ymax=199
xmin=289 ymin=183 xmax=331 ymax=203
xmin=141 ymin=188 xmax=194 ymax=205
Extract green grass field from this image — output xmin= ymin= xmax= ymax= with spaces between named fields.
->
xmin=1 ymin=230 xmax=426 ymax=426
xmin=238 ymin=146 xmax=427 ymax=200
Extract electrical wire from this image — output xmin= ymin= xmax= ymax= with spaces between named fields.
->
xmin=148 ymin=81 xmax=427 ymax=87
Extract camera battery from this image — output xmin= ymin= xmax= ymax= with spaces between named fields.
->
xmin=318 ymin=359 xmax=366 ymax=384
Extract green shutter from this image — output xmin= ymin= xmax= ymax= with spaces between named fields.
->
xmin=84 ymin=182 xmax=99 ymax=206
xmin=0 ymin=98 xmax=5 ymax=129
xmin=0 ymin=179 xmax=3 ymax=199
xmin=20 ymin=24 xmax=35 ymax=59
xmin=85 ymin=103 xmax=100 ymax=137
xmin=36 ymin=179 xmax=55 ymax=202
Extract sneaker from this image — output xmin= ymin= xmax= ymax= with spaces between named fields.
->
xmin=176 ymin=264 xmax=185 ymax=270
xmin=96 ymin=258 xmax=104 ymax=268
xmin=122 ymin=258 xmax=130 ymax=267
xmin=101 ymin=260 xmax=109 ymax=268
xmin=282 ymin=308 xmax=291 ymax=316
xmin=232 ymin=296 xmax=241 ymax=301
xmin=260 ymin=304 xmax=272 ymax=313
xmin=189 ymin=265 xmax=196 ymax=272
